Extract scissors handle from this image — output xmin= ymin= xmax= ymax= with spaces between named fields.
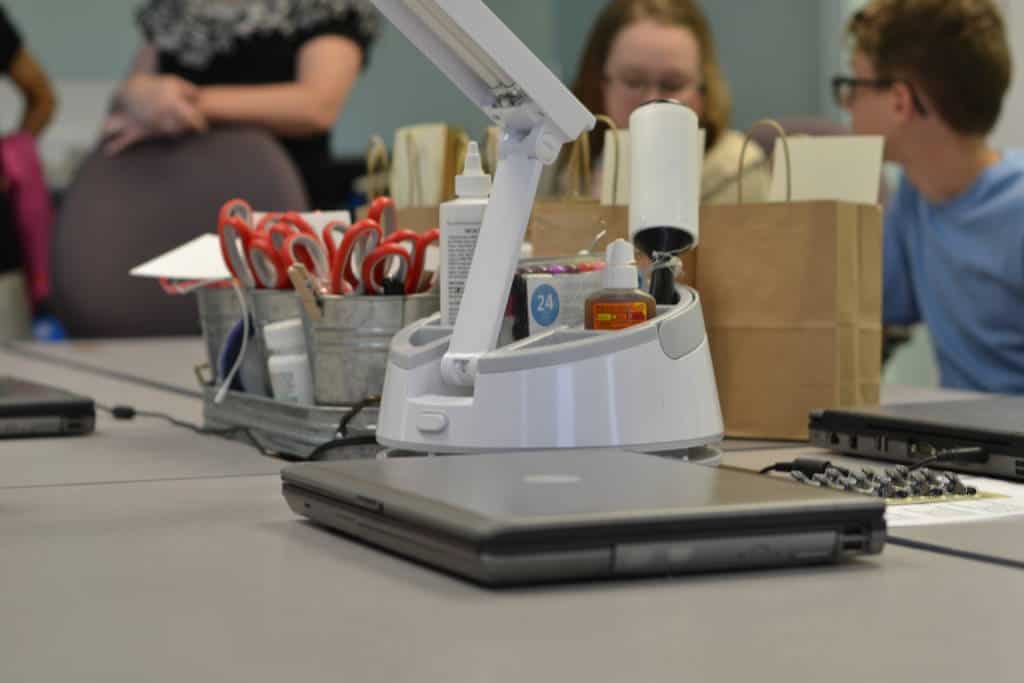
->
xmin=218 ymin=217 xmax=257 ymax=288
xmin=254 ymin=212 xmax=280 ymax=232
xmin=219 ymin=198 xmax=253 ymax=231
xmin=276 ymin=212 xmax=315 ymax=235
xmin=367 ymin=196 xmax=398 ymax=238
xmin=408 ymin=228 xmax=440 ymax=294
xmin=247 ymin=233 xmax=289 ymax=289
xmin=331 ymin=219 xmax=382 ymax=294
xmin=283 ymin=233 xmax=330 ymax=286
xmin=321 ymin=220 xmax=349 ymax=263
xmin=362 ymin=243 xmax=411 ymax=295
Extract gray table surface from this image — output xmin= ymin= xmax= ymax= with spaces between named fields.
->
xmin=1 ymin=347 xmax=282 ymax=487
xmin=6 ymin=337 xmax=207 ymax=395
xmin=2 ymin=473 xmax=1021 ymax=683
xmin=4 ymin=341 xmax=1024 ymax=681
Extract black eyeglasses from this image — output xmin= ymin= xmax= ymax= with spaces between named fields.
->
xmin=831 ymin=75 xmax=928 ymax=116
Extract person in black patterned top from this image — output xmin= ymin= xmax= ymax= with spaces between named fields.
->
xmin=103 ymin=0 xmax=378 ymax=206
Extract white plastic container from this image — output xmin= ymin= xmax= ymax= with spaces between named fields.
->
xmin=264 ymin=318 xmax=314 ymax=404
xmin=440 ymin=140 xmax=492 ymax=326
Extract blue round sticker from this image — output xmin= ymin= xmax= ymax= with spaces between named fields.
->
xmin=531 ymin=284 xmax=560 ymax=327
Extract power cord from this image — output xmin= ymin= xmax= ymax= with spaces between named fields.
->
xmin=95 ymin=402 xmax=280 ymax=458
xmin=97 ymin=395 xmax=383 ymax=462
xmin=306 ymin=396 xmax=382 ymax=461
xmin=902 ymin=447 xmax=988 ymax=472
xmin=759 ymin=447 xmax=987 ymax=476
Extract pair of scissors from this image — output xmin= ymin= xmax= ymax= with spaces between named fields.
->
xmin=248 ymin=223 xmax=335 ymax=290
xmin=218 ymin=208 xmax=258 ymax=288
xmin=373 ymin=228 xmax=440 ymax=295
xmin=367 ymin=196 xmax=398 ymax=239
xmin=330 ymin=219 xmax=382 ymax=295
xmin=331 ymin=221 xmax=439 ymax=296
xmin=218 ymin=198 xmax=331 ymax=290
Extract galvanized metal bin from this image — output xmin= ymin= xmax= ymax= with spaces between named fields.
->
xmin=300 ymin=292 xmax=439 ymax=405
xmin=201 ymin=386 xmax=379 ymax=459
xmin=195 ymin=286 xmax=242 ymax=374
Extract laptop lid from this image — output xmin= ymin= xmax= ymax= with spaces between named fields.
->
xmin=282 ymin=449 xmax=884 ymax=544
xmin=810 ymin=397 xmax=1024 ymax=480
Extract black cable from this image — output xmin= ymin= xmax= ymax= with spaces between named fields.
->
xmin=906 ymin=446 xmax=987 ymax=472
xmin=97 ymin=397 xmax=383 ymax=462
xmin=336 ymin=396 xmax=380 ymax=438
xmin=759 ymin=458 xmax=834 ymax=476
xmin=887 ymin=536 xmax=1024 ymax=572
xmin=95 ymin=403 xmax=278 ymax=458
xmin=306 ymin=435 xmax=380 ymax=461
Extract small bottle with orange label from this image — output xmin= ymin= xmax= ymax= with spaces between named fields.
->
xmin=584 ymin=239 xmax=657 ymax=330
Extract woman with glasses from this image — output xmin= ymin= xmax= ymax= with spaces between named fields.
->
xmin=545 ymin=0 xmax=769 ymax=204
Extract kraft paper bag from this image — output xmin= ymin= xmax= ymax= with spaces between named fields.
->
xmin=389 ymin=123 xmax=468 ymax=209
xmin=768 ymin=135 xmax=884 ymax=204
xmin=357 ymin=133 xmax=443 ymax=234
xmin=696 ymin=120 xmax=882 ymax=439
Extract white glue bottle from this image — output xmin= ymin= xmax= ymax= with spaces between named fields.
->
xmin=264 ymin=319 xmax=314 ymax=404
xmin=440 ymin=140 xmax=491 ymax=327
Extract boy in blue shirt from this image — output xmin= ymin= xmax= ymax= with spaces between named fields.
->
xmin=837 ymin=0 xmax=1024 ymax=393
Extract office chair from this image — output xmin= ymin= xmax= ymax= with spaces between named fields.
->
xmin=52 ymin=127 xmax=309 ymax=337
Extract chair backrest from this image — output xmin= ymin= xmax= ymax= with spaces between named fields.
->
xmin=53 ymin=127 xmax=309 ymax=337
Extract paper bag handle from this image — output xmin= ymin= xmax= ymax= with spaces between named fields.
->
xmin=738 ymin=119 xmax=791 ymax=204
xmin=596 ymin=115 xmax=621 ymax=204
xmin=565 ymin=115 xmax=620 ymax=202
xmin=403 ymin=132 xmax=425 ymax=207
xmin=566 ymin=126 xmax=593 ymax=199
xmin=365 ymin=135 xmax=390 ymax=199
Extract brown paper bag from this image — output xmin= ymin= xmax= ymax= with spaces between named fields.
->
xmin=389 ymin=123 xmax=468 ymax=209
xmin=356 ymin=134 xmax=440 ymax=234
xmin=526 ymin=116 xmax=630 ymax=257
xmin=697 ymin=120 xmax=882 ymax=439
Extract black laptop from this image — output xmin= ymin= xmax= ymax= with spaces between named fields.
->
xmin=281 ymin=449 xmax=885 ymax=586
xmin=810 ymin=397 xmax=1024 ymax=480
xmin=0 ymin=376 xmax=95 ymax=438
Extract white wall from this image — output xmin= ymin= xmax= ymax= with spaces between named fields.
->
xmin=993 ymin=0 xmax=1024 ymax=148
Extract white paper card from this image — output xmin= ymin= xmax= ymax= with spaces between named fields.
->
xmin=129 ymin=234 xmax=230 ymax=281
xmin=769 ymin=135 xmax=884 ymax=204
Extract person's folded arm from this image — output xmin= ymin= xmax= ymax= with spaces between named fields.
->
xmin=196 ymin=34 xmax=362 ymax=137
xmin=8 ymin=47 xmax=56 ymax=136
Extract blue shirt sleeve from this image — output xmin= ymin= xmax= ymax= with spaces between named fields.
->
xmin=882 ymin=179 xmax=920 ymax=325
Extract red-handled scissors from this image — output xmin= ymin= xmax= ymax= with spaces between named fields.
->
xmin=218 ymin=216 xmax=257 ymax=288
xmin=361 ymin=243 xmax=411 ymax=296
xmin=320 ymin=220 xmax=350 ymax=263
xmin=283 ymin=232 xmax=331 ymax=287
xmin=380 ymin=228 xmax=440 ymax=294
xmin=246 ymin=232 xmax=290 ymax=289
xmin=219 ymin=198 xmax=254 ymax=230
xmin=367 ymin=196 xmax=398 ymax=238
xmin=330 ymin=219 xmax=382 ymax=294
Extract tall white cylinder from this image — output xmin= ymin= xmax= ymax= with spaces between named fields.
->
xmin=628 ymin=101 xmax=701 ymax=248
